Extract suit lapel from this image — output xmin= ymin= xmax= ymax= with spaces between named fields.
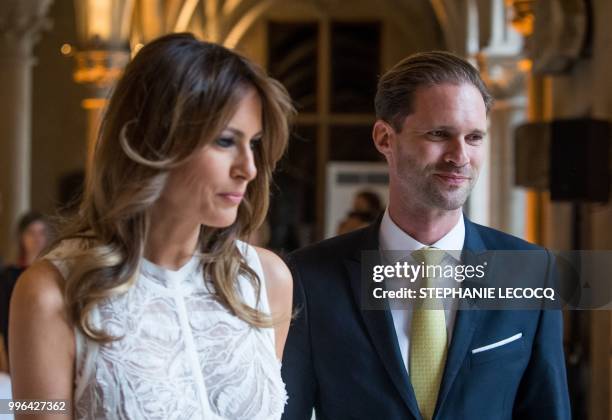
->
xmin=344 ymin=221 xmax=422 ymax=419
xmin=435 ymin=218 xmax=487 ymax=413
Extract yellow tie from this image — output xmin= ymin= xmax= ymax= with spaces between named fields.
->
xmin=410 ymin=246 xmax=447 ymax=420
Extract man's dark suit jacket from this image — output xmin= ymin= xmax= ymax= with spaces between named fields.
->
xmin=281 ymin=217 xmax=570 ymax=420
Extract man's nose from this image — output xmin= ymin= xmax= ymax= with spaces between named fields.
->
xmin=444 ymin=137 xmax=470 ymax=167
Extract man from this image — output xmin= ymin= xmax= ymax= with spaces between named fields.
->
xmin=281 ymin=51 xmax=570 ymax=419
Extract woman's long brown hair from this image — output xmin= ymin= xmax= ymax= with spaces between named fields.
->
xmin=51 ymin=33 xmax=294 ymax=341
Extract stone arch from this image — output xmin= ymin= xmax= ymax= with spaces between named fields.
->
xmin=220 ymin=0 xmax=446 ymax=51
xmin=427 ymin=0 xmax=468 ymax=54
xmin=222 ymin=0 xmax=279 ymax=48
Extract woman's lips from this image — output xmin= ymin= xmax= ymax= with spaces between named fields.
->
xmin=219 ymin=193 xmax=244 ymax=204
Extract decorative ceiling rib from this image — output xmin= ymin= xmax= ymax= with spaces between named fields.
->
xmin=95 ymin=0 xmax=453 ymax=53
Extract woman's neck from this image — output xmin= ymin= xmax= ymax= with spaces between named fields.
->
xmin=145 ymin=207 xmax=201 ymax=270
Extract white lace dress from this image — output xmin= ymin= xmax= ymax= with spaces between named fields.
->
xmin=45 ymin=240 xmax=287 ymax=420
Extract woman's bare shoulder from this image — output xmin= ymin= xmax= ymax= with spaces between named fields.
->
xmin=12 ymin=260 xmax=66 ymax=315
xmin=10 ymin=261 xmax=75 ymax=403
xmin=253 ymin=247 xmax=292 ymax=357
xmin=253 ymin=247 xmax=292 ymax=295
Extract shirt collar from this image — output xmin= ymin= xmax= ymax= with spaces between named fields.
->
xmin=379 ymin=208 xmax=465 ymax=252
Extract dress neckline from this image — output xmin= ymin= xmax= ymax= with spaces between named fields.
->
xmin=140 ymin=254 xmax=201 ymax=287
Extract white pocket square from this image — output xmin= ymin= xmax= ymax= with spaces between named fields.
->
xmin=471 ymin=333 xmax=523 ymax=354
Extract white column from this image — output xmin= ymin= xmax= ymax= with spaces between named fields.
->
xmin=488 ymin=93 xmax=528 ymax=236
xmin=466 ymin=0 xmax=528 ymax=236
xmin=0 ymin=0 xmax=53 ymax=261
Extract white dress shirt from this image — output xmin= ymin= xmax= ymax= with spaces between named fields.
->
xmin=378 ymin=208 xmax=465 ymax=374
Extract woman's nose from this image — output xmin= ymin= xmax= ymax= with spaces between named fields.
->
xmin=233 ymin=147 xmax=257 ymax=181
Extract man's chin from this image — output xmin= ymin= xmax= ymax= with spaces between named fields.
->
xmin=430 ymin=191 xmax=470 ymax=211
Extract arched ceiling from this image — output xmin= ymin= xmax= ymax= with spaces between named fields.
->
xmin=124 ymin=0 xmax=452 ymax=51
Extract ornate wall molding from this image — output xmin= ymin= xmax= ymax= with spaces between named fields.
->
xmin=0 ymin=0 xmax=53 ymax=58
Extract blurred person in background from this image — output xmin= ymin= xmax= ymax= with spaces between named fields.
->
xmin=353 ymin=190 xmax=384 ymax=216
xmin=337 ymin=190 xmax=384 ymax=234
xmin=0 ymin=193 xmax=3 ymax=270
xmin=0 ymin=211 xmax=51 ymax=361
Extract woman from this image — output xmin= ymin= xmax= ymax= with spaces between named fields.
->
xmin=10 ymin=33 xmax=294 ymax=419
xmin=0 ymin=211 xmax=51 ymax=356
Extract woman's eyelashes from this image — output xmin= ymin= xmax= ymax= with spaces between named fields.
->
xmin=216 ymin=136 xmax=236 ymax=148
xmin=250 ymin=137 xmax=262 ymax=150
xmin=215 ymin=135 xmax=262 ymax=150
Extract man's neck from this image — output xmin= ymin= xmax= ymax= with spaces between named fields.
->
xmin=388 ymin=203 xmax=461 ymax=246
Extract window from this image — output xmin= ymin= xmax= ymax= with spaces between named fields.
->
xmin=268 ymin=20 xmax=383 ymax=245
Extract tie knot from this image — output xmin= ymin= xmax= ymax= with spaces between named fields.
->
xmin=412 ymin=246 xmax=445 ymax=267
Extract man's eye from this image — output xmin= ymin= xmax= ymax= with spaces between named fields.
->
xmin=428 ymin=130 xmax=447 ymax=138
xmin=216 ymin=136 xmax=235 ymax=147
xmin=467 ymin=135 xmax=483 ymax=143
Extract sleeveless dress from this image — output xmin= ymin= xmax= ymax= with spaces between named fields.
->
xmin=44 ymin=240 xmax=287 ymax=419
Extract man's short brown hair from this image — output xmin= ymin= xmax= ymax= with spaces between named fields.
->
xmin=374 ymin=51 xmax=493 ymax=131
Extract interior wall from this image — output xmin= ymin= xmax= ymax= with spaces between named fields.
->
xmin=544 ymin=1 xmax=612 ymax=418
xmin=584 ymin=0 xmax=612 ymax=252
xmin=544 ymin=2 xmax=612 ymax=249
xmin=31 ymin=0 xmax=87 ymax=216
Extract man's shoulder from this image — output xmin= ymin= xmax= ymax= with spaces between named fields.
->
xmin=468 ymin=221 xmax=543 ymax=251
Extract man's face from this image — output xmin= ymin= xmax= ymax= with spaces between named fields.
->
xmin=379 ymin=83 xmax=487 ymax=212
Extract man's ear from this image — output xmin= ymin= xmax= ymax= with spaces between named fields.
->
xmin=372 ymin=120 xmax=395 ymax=157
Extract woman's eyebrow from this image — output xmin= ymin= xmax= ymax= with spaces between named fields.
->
xmin=222 ymin=127 xmax=244 ymax=137
xmin=223 ymin=127 xmax=263 ymax=139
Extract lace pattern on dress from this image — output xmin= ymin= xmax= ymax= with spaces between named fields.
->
xmin=44 ymin=240 xmax=287 ymax=420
